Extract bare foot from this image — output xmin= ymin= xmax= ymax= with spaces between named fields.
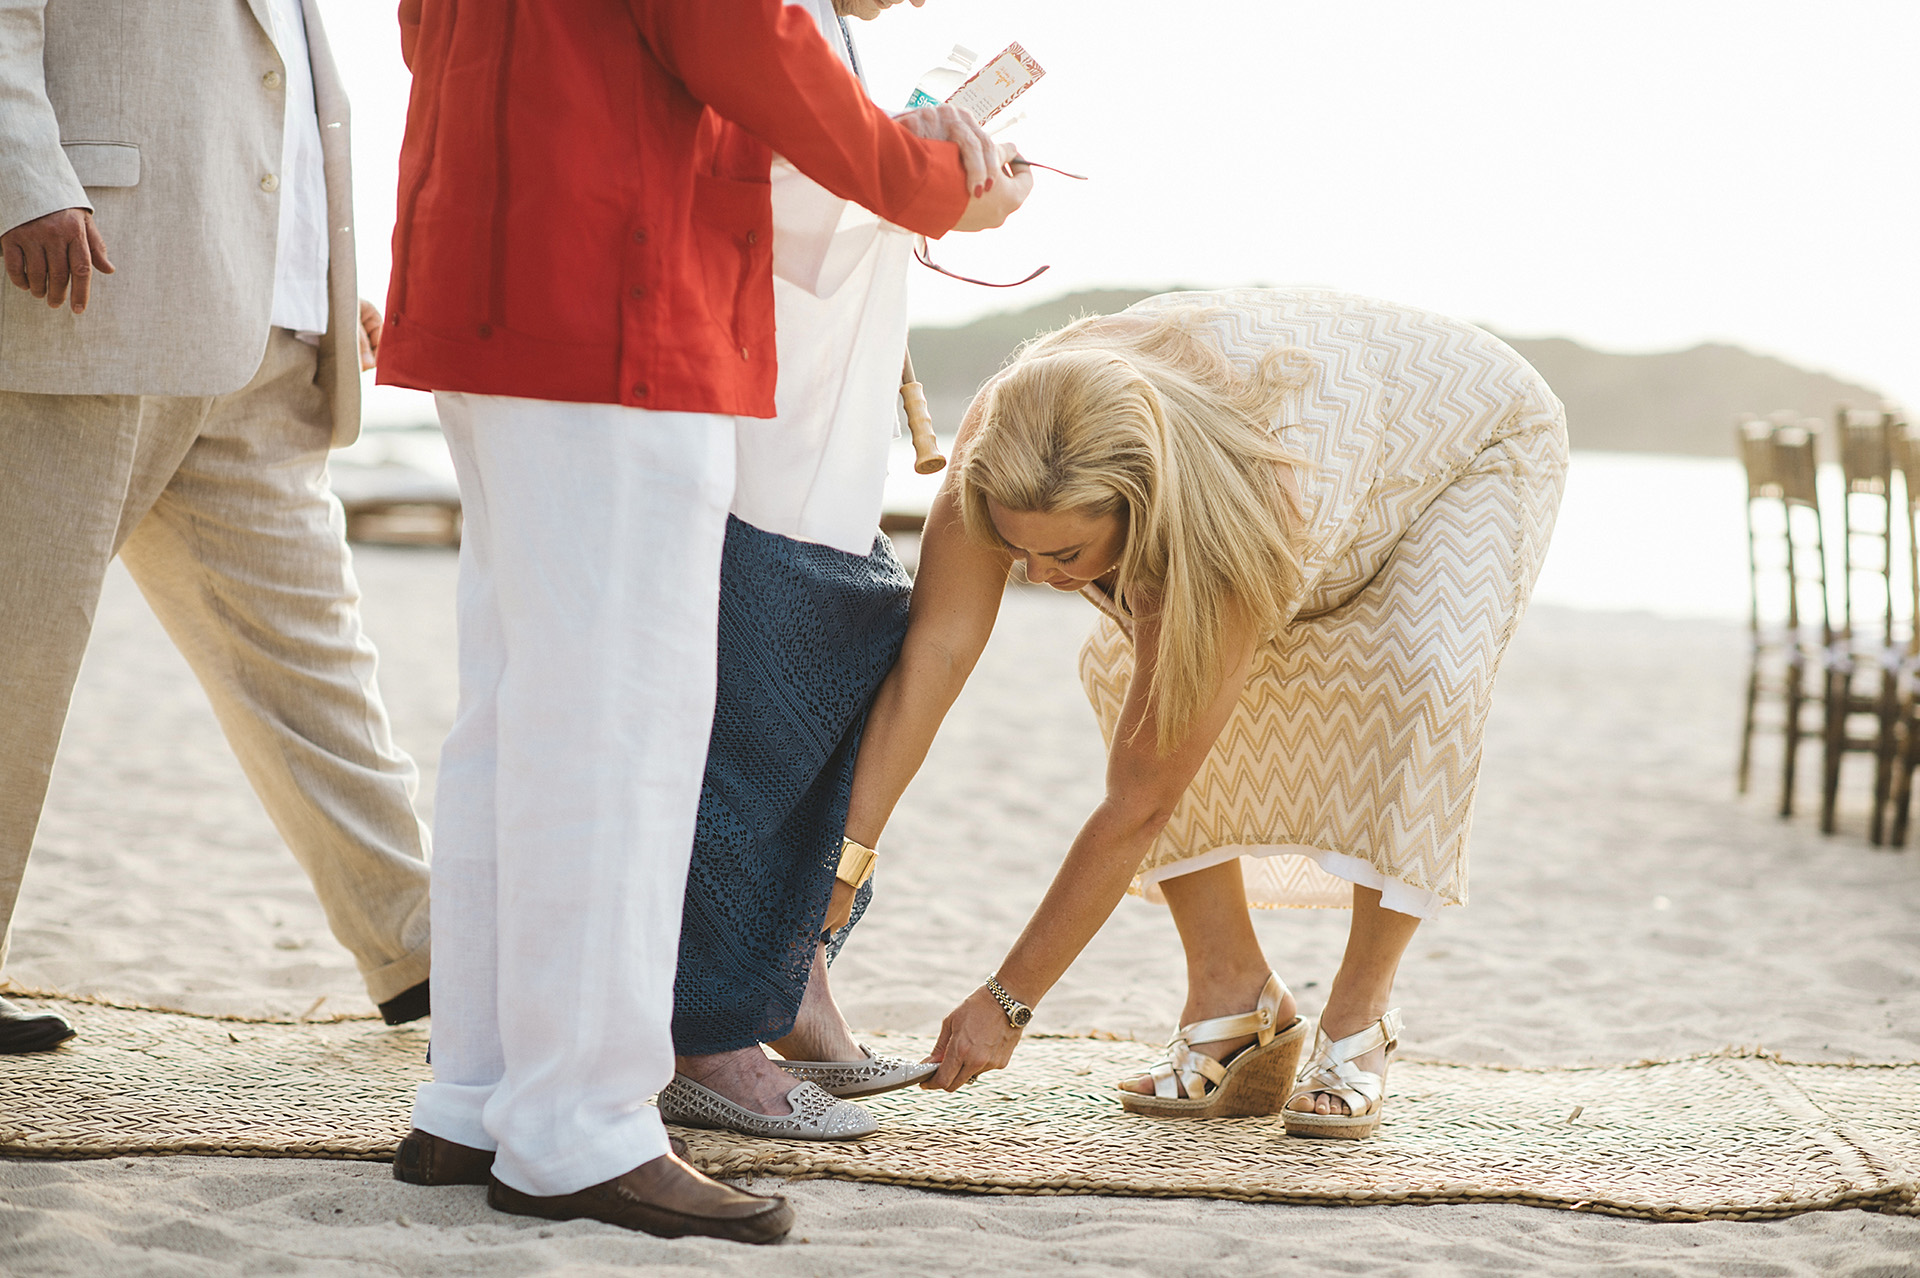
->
xmin=1120 ymin=969 xmax=1297 ymax=1097
xmin=675 ymin=1047 xmax=799 ymax=1117
xmin=767 ymin=942 xmax=864 ymax=1064
xmin=1287 ymin=1007 xmax=1391 ymax=1117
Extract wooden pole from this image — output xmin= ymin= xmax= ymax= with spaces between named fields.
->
xmin=901 ymin=350 xmax=945 ymax=475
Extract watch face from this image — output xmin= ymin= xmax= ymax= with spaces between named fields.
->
xmin=1010 ymin=1006 xmax=1033 ymax=1028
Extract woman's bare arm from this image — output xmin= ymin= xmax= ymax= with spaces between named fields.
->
xmin=838 ymin=379 xmax=1014 ymax=854
xmin=922 ymin=606 xmax=1260 ymax=1089
xmin=821 ymin=384 xmax=1013 ymax=934
xmin=841 ymin=479 xmax=1009 ymax=847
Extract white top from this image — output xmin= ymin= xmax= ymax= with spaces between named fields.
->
xmin=730 ymin=1 xmax=914 ymax=556
xmin=263 ymin=0 xmax=331 ymax=339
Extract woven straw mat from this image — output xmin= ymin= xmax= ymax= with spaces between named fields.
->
xmin=1 ymin=997 xmax=1914 ymax=1222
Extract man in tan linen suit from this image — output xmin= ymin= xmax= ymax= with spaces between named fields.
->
xmin=0 ymin=0 xmax=432 ymax=1051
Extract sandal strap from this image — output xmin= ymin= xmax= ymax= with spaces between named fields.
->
xmin=1175 ymin=973 xmax=1289 ymax=1049
xmin=1148 ymin=1058 xmax=1184 ymax=1100
xmin=1295 ymin=1008 xmax=1403 ymax=1113
xmin=1149 ymin=1035 xmax=1231 ymax=1099
xmin=1143 ymin=974 xmax=1290 ymax=1101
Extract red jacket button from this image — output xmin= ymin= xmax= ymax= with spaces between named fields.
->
xmin=632 ymin=383 xmax=649 ymax=397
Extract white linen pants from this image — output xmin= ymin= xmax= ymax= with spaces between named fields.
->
xmin=415 ymin=392 xmax=735 ymax=1197
xmin=0 ymin=330 xmax=431 ymax=1003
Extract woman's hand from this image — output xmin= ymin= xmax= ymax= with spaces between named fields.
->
xmin=953 ymin=143 xmax=1032 ymax=232
xmin=894 ymin=103 xmax=997 ymax=199
xmin=921 ymin=984 xmax=1024 ymax=1091
xmin=821 ymin=879 xmax=857 ymax=934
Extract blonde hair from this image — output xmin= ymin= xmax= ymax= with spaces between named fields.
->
xmin=957 ymin=306 xmax=1308 ymax=753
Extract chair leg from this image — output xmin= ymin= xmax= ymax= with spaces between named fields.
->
xmin=1821 ymin=669 xmax=1847 ymax=835
xmin=1871 ymin=673 xmax=1900 ymax=846
xmin=1737 ymin=654 xmax=1762 ymax=796
xmin=1782 ymin=655 xmax=1805 ymax=818
xmin=1870 ymin=745 xmax=1890 ymax=846
xmin=1892 ymin=723 xmax=1916 ymax=848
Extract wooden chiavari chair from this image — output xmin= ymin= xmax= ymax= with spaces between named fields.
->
xmin=1737 ymin=417 xmax=1833 ymax=817
xmin=1877 ymin=413 xmax=1920 ymax=847
xmin=1821 ymin=406 xmax=1903 ymax=840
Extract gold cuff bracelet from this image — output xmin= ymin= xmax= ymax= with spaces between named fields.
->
xmin=836 ymin=836 xmax=878 ymax=890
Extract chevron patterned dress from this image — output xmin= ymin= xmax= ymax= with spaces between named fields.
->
xmin=1078 ymin=289 xmax=1568 ymax=919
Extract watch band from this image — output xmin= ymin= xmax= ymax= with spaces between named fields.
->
xmin=985 ymin=975 xmax=1034 ymax=1028
xmin=835 ymin=836 xmax=878 ymax=890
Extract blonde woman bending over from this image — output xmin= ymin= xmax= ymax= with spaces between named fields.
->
xmin=826 ymin=289 xmax=1567 ymax=1137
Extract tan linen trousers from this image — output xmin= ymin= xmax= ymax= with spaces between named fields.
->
xmin=0 ymin=330 xmax=429 ymax=1003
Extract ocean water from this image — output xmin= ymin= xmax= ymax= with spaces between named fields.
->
xmin=344 ymin=408 xmax=1842 ymax=628
xmin=1531 ymin=452 xmax=1752 ymax=621
xmin=890 ymin=445 xmax=1786 ymax=624
xmin=1532 ymin=451 xmax=1906 ymax=629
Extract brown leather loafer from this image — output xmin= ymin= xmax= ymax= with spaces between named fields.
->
xmin=396 ymin=1130 xmax=691 ymax=1187
xmin=487 ymin=1152 xmax=791 ymax=1244
xmin=393 ymin=1129 xmax=495 ymax=1186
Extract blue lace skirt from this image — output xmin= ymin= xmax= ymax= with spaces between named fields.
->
xmin=671 ymin=516 xmax=911 ymax=1055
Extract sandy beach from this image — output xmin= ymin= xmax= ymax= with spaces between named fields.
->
xmin=3 ymin=541 xmax=1918 ymax=1275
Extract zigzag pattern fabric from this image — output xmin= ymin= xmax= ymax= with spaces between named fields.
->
xmin=1078 ymin=289 xmax=1568 ymax=917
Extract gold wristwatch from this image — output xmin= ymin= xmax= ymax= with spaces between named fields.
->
xmin=835 ymin=836 xmax=878 ymax=890
xmin=985 ymin=975 xmax=1033 ymax=1028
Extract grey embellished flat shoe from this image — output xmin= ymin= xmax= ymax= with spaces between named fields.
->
xmin=658 ymin=1076 xmax=877 ymax=1141
xmin=777 ymin=1046 xmax=938 ymax=1099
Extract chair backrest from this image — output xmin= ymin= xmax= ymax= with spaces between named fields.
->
xmin=1889 ymin=412 xmax=1918 ymax=502
xmin=1890 ymin=414 xmax=1920 ymax=651
xmin=1740 ymin=416 xmax=1779 ymax=497
xmin=1739 ymin=415 xmax=1829 ymax=642
xmin=1834 ymin=406 xmax=1899 ymax=639
xmin=1770 ymin=421 xmax=1821 ymax=508
xmin=1840 ymin=405 xmax=1894 ymax=495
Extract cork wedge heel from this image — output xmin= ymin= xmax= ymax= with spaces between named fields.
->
xmin=1118 ymin=974 xmax=1309 ymax=1119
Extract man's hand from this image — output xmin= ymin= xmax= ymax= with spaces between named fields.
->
xmin=358 ymin=298 xmax=383 ymax=371
xmin=1 ymin=208 xmax=114 ymax=314
xmin=952 ymin=143 xmax=1033 ymax=233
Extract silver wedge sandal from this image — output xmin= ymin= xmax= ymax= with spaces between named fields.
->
xmin=1118 ymin=973 xmax=1310 ymax=1119
xmin=1283 ymin=1008 xmax=1403 ymax=1140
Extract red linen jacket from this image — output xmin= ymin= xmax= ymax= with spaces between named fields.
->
xmin=376 ymin=0 xmax=968 ymax=417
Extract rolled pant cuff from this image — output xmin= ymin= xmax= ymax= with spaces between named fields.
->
xmin=361 ymin=944 xmax=431 ymax=1008
xmin=490 ymin=1107 xmax=672 ymax=1198
xmin=411 ymin=1082 xmax=497 ymax=1154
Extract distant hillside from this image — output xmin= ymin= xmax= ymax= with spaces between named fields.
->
xmin=1498 ymin=336 xmax=1884 ymax=456
xmin=906 ymin=290 xmax=1889 ymax=457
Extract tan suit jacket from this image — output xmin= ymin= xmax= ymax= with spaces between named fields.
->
xmin=0 ymin=0 xmax=361 ymax=444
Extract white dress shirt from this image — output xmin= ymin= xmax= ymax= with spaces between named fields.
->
xmin=263 ymin=0 xmax=331 ymax=339
xmin=731 ymin=2 xmax=915 ymax=555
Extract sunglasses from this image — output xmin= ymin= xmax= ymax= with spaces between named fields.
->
xmin=913 ymin=156 xmax=1088 ymax=289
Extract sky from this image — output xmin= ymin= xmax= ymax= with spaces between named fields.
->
xmin=325 ymin=0 xmax=1920 ymax=415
